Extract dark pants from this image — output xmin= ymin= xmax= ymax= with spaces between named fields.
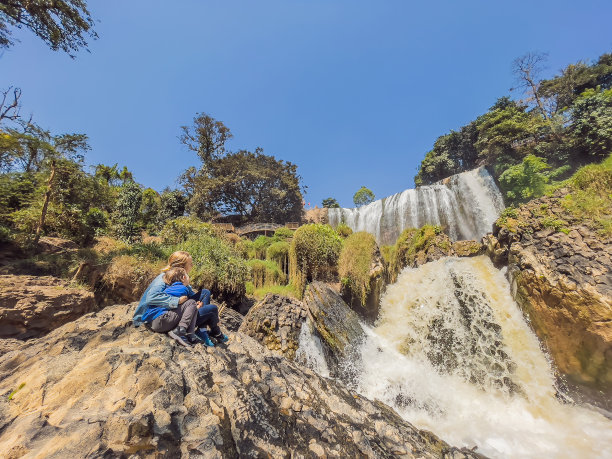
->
xmin=150 ymin=299 xmax=198 ymax=334
xmin=191 ymin=288 xmax=211 ymax=305
xmin=196 ymin=303 xmax=222 ymax=337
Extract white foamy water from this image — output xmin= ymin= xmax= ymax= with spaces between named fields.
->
xmin=352 ymin=256 xmax=612 ymax=458
xmin=328 ymin=167 xmax=505 ymax=245
xmin=295 ymin=320 xmax=330 ymax=378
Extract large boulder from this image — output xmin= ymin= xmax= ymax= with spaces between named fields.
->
xmin=304 ymin=282 xmax=366 ymax=377
xmin=0 ymin=303 xmax=480 ymax=458
xmin=492 ymin=191 xmax=612 ymax=408
xmin=0 ymin=275 xmax=96 ymax=339
xmin=238 ymin=294 xmax=306 ymax=359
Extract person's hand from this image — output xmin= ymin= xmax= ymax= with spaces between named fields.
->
xmin=178 ymin=295 xmax=188 ymax=304
xmin=196 ymin=301 xmax=203 ymax=309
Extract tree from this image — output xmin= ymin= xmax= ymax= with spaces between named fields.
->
xmin=157 ymin=189 xmax=187 ymax=228
xmin=0 ymin=86 xmax=22 ymax=124
xmin=183 ymin=148 xmax=304 ymax=224
xmin=113 ymin=180 xmax=142 ymax=243
xmin=140 ymin=188 xmax=160 ymax=232
xmin=512 ymin=52 xmax=551 ymax=119
xmin=498 ymin=155 xmax=550 ymax=205
xmin=180 ymin=113 xmax=232 ymax=164
xmin=569 ymin=87 xmax=612 ymax=160
xmin=322 ymin=197 xmax=340 ymax=208
xmin=0 ymin=0 xmax=97 ymax=56
xmin=353 ymin=186 xmax=375 ymax=207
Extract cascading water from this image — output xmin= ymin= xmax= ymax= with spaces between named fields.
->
xmin=328 ymin=167 xmax=505 ymax=245
xmin=353 ymin=256 xmax=612 ymax=458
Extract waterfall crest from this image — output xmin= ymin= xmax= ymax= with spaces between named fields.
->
xmin=352 ymin=256 xmax=612 ymax=458
xmin=328 ymin=167 xmax=505 ymax=245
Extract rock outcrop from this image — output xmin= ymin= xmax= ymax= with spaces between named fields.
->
xmin=0 ymin=275 xmax=96 ymax=339
xmin=304 ymin=282 xmax=366 ymax=378
xmin=341 ymin=244 xmax=387 ymax=322
xmin=490 ymin=191 xmax=612 ymax=405
xmin=0 ymin=303 xmax=480 ymax=458
xmin=220 ymin=306 xmax=244 ymax=333
xmin=238 ymin=294 xmax=306 ymax=359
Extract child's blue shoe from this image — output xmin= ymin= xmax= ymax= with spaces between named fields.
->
xmin=195 ymin=328 xmax=215 ymax=347
xmin=212 ymin=333 xmax=229 ymax=344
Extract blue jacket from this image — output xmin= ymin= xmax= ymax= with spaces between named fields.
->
xmin=164 ymin=282 xmax=195 ymax=298
xmin=133 ymin=273 xmax=179 ymax=326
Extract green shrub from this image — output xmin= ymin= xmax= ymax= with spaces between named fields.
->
xmin=289 ymin=223 xmax=342 ymax=293
xmin=338 ymin=232 xmax=377 ymax=306
xmin=335 ymin=223 xmax=353 ymax=238
xmin=251 ymin=235 xmax=274 ymax=259
xmin=112 ymin=181 xmax=143 ymax=244
xmin=160 ymin=216 xmax=216 ymax=245
xmin=251 ymin=282 xmax=302 ymax=300
xmin=246 ymin=259 xmax=286 ymax=288
xmin=274 ymin=227 xmax=294 ymax=240
xmin=387 ymin=225 xmax=445 ymax=281
xmin=498 ymin=155 xmax=550 ymax=206
xmin=266 ymin=240 xmax=290 ymax=275
xmin=176 ymin=233 xmax=249 ymax=295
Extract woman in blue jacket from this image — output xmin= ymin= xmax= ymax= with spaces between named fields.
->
xmin=133 ymin=251 xmax=228 ymax=347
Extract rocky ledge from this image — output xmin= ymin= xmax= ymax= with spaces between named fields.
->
xmin=485 ymin=190 xmax=612 ymax=407
xmin=0 ymin=303 xmax=481 ymax=458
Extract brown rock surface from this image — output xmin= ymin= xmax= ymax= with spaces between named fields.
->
xmin=492 ymin=191 xmax=612 ymax=402
xmin=0 ymin=275 xmax=96 ymax=339
xmin=0 ymin=303 xmax=481 ymax=458
xmin=238 ymin=294 xmax=306 ymax=359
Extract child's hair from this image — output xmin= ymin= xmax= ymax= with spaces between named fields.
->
xmin=163 ymin=267 xmax=187 ymax=285
xmin=162 ymin=251 xmax=191 ymax=272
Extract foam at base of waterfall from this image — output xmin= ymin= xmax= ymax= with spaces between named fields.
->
xmin=351 ymin=256 xmax=612 ymax=458
xmin=328 ymin=167 xmax=505 ymax=245
xmin=295 ymin=321 xmax=330 ymax=378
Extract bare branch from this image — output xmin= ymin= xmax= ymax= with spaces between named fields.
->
xmin=0 ymin=86 xmax=22 ymax=123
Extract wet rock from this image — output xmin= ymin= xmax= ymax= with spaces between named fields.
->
xmin=341 ymin=243 xmax=387 ymax=322
xmin=0 ymin=275 xmax=96 ymax=339
xmin=0 ymin=303 xmax=481 ymax=458
xmin=452 ymin=240 xmax=485 ymax=258
xmin=304 ymin=282 xmax=366 ymax=377
xmin=493 ymin=190 xmax=612 ymax=406
xmin=239 ymin=294 xmax=306 ymax=359
xmin=220 ymin=306 xmax=244 ymax=333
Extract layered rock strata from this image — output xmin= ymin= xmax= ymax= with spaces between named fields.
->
xmin=0 ymin=275 xmax=96 ymax=339
xmin=487 ymin=191 xmax=612 ymax=404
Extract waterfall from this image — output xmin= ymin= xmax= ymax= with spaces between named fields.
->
xmin=328 ymin=167 xmax=505 ymax=245
xmin=349 ymin=256 xmax=612 ymax=458
xmin=295 ymin=320 xmax=330 ymax=378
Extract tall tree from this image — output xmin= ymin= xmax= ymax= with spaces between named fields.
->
xmin=322 ymin=197 xmax=340 ymax=208
xmin=180 ymin=113 xmax=232 ymax=165
xmin=184 ymin=148 xmax=303 ymax=224
xmin=512 ymin=52 xmax=551 ymax=119
xmin=0 ymin=0 xmax=97 ymax=56
xmin=353 ymin=186 xmax=375 ymax=207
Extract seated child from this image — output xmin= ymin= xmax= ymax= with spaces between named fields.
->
xmin=142 ymin=267 xmax=216 ymax=346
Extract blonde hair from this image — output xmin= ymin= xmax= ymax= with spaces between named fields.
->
xmin=162 ymin=251 xmax=192 ymax=272
xmin=163 ymin=267 xmax=187 ymax=285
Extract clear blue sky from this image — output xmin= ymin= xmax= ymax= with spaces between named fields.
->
xmin=1 ymin=0 xmax=611 ymax=207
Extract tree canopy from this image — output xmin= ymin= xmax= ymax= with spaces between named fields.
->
xmin=353 ymin=186 xmax=375 ymax=207
xmin=0 ymin=0 xmax=97 ymax=56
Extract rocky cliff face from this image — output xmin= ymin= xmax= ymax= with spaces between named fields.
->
xmin=0 ymin=275 xmax=96 ymax=339
xmin=0 ymin=303 xmax=481 ymax=458
xmin=486 ymin=190 xmax=612 ymax=405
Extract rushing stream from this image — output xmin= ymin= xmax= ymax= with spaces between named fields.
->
xmin=328 ymin=167 xmax=505 ymax=245
xmin=299 ymin=256 xmax=612 ymax=458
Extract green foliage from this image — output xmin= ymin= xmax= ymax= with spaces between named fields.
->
xmin=159 ymin=216 xmax=216 ymax=245
xmin=569 ymin=88 xmax=612 ymax=160
xmin=112 ymin=181 xmax=142 ymax=244
xmin=562 ymin=154 xmax=612 ymax=236
xmin=180 ymin=112 xmax=232 ymax=164
xmin=322 ymin=197 xmax=340 ymax=208
xmin=250 ymin=282 xmax=302 ymax=300
xmin=246 ymin=259 xmax=286 ymax=288
xmin=335 ymin=223 xmax=353 ymax=238
xmin=498 ymin=155 xmax=550 ymax=205
xmin=338 ymin=232 xmax=377 ymax=307
xmin=266 ymin=240 xmax=290 ymax=276
xmin=0 ymin=0 xmax=97 ymax=56
xmin=183 ymin=147 xmax=303 ymax=223
xmin=7 ymin=383 xmax=25 ymax=401
xmin=156 ymin=189 xmax=187 ymax=229
xmin=289 ymin=223 xmax=342 ymax=293
xmin=540 ymin=216 xmax=569 ymax=234
xmin=353 ymin=186 xmax=375 ymax=207
xmin=140 ymin=188 xmax=160 ymax=233
xmin=387 ymin=225 xmax=443 ymax=281
xmin=176 ymin=233 xmax=249 ymax=295
xmin=273 ymin=227 xmax=294 ymax=240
